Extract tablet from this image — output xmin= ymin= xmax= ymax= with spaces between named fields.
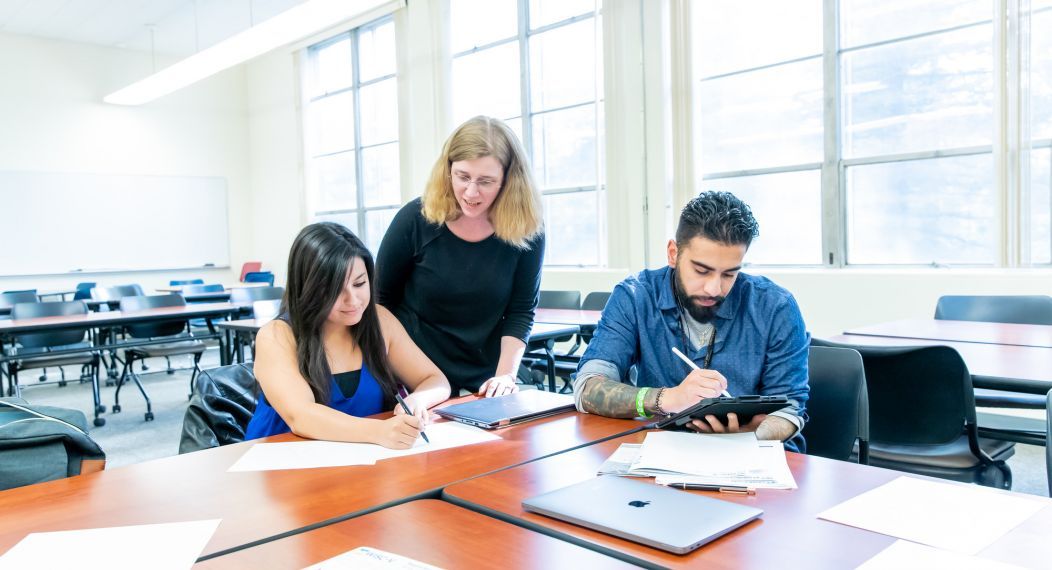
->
xmin=655 ymin=395 xmax=790 ymax=431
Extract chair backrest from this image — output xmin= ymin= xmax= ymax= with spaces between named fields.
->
xmin=72 ymin=282 xmax=96 ymax=301
xmin=812 ymin=338 xmax=975 ymax=446
xmin=170 ymin=279 xmax=205 ymax=286
xmin=0 ymin=291 xmax=39 ymax=310
xmin=251 ymin=299 xmax=282 ymax=321
xmin=119 ymin=294 xmax=188 ymax=338
xmin=240 ymin=262 xmax=263 ymax=282
xmin=2 ymin=289 xmax=37 ymax=295
xmin=582 ymin=291 xmax=612 ymax=311
xmin=243 ymin=271 xmax=275 ymax=286
xmin=11 ymin=301 xmax=90 ymax=348
xmin=182 ymin=283 xmax=224 ymax=295
xmin=229 ymin=286 xmax=284 ymax=305
xmin=934 ymin=295 xmax=1052 ymax=325
xmin=0 ymin=398 xmax=106 ymax=491
xmin=803 ymin=346 xmax=870 ymax=462
xmin=539 ymin=290 xmax=581 ymax=310
xmin=91 ymin=284 xmax=144 ymax=301
xmin=179 ymin=363 xmax=258 ymax=453
xmin=1047 ymin=389 xmax=1051 ymax=497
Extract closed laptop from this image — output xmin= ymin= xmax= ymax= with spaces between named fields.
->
xmin=434 ymin=390 xmax=574 ymax=429
xmin=522 ymin=475 xmax=762 ymax=554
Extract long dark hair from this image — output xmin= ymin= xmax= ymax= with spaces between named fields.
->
xmin=282 ymin=222 xmax=397 ymax=408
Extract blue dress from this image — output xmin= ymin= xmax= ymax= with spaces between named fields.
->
xmin=244 ymin=364 xmax=385 ymax=440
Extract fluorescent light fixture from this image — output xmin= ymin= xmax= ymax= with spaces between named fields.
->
xmin=105 ymin=0 xmax=392 ymax=105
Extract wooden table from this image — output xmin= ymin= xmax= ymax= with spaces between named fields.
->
xmin=443 ymin=432 xmax=1052 ymax=569
xmin=845 ymin=319 xmax=1052 ymax=349
xmin=0 ymin=409 xmax=642 ymax=559
xmin=195 ymin=499 xmax=635 ymax=568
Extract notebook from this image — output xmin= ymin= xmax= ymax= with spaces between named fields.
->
xmin=434 ymin=390 xmax=575 ymax=429
xmin=522 ymin=475 xmax=763 ymax=554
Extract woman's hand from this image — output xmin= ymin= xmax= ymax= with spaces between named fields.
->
xmin=393 ymin=393 xmax=432 ymax=425
xmin=372 ymin=414 xmax=422 ymax=449
xmin=477 ymin=373 xmax=519 ymax=398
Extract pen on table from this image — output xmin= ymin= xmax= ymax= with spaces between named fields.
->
xmin=669 ymin=482 xmax=756 ymax=495
xmin=671 ymin=346 xmax=732 ymax=398
xmin=394 ymin=392 xmax=430 ymax=444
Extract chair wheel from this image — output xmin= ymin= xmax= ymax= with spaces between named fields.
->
xmin=58 ymin=381 xmax=67 ymax=387
xmin=95 ymin=404 xmax=107 ymax=414
xmin=144 ymin=412 xmax=154 ymax=421
xmin=93 ymin=417 xmax=106 ymax=427
xmin=39 ymin=374 xmax=46 ymax=382
xmin=167 ymin=369 xmax=175 ymax=375
xmin=112 ymin=404 xmax=121 ymax=413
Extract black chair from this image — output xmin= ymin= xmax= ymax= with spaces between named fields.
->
xmin=528 ymin=291 xmax=583 ymax=391
xmin=803 ymin=346 xmax=869 ymax=463
xmin=812 ymin=338 xmax=1014 ymax=489
xmin=179 ymin=363 xmax=257 ymax=453
xmin=1047 ymin=389 xmax=1052 ymax=497
xmin=170 ymin=279 xmax=204 ymax=286
xmin=243 ymin=271 xmax=275 ymax=286
xmin=114 ymin=294 xmax=207 ymax=421
xmin=90 ymin=284 xmax=146 ymax=377
xmin=5 ymin=301 xmax=104 ymax=426
xmin=579 ymin=291 xmax=611 ymax=345
xmin=229 ymin=286 xmax=284 ymax=306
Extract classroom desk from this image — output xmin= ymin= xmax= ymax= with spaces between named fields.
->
xmin=845 ymin=318 xmax=1052 ymax=349
xmin=443 ymin=432 xmax=1052 ymax=569
xmin=0 ymin=408 xmax=641 ymax=559
xmin=194 ymin=499 xmax=635 ymax=569
xmin=535 ymin=308 xmax=603 ymax=331
xmin=156 ymin=283 xmax=270 ymax=294
xmin=35 ymin=289 xmax=76 ymax=301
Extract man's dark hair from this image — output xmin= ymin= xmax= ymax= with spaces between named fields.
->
xmin=675 ymin=191 xmax=760 ymax=248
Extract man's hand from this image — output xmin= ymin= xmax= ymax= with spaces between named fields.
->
xmin=690 ymin=413 xmax=796 ymax=441
xmin=662 ymin=369 xmax=728 ymax=413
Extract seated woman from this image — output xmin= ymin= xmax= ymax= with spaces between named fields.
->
xmin=245 ymin=222 xmax=451 ymax=449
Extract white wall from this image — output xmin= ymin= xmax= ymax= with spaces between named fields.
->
xmin=0 ymin=32 xmax=251 ymax=293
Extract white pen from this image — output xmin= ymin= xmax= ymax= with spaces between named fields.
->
xmin=671 ymin=346 xmax=732 ymax=398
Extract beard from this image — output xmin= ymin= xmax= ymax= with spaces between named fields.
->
xmin=673 ymin=269 xmax=725 ymax=323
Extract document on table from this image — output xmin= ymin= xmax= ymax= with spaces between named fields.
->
xmin=596 ymin=443 xmax=643 ymax=476
xmin=228 ymin=422 xmax=501 ymax=472
xmin=0 ymin=519 xmax=221 ymax=570
xmin=817 ymin=476 xmax=1049 ymax=555
xmin=857 ymin=540 xmax=1024 ymax=570
xmin=625 ymin=431 xmax=796 ymax=489
xmin=303 ymin=546 xmax=444 ymax=570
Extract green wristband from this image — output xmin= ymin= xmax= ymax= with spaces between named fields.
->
xmin=635 ymin=387 xmax=650 ymax=418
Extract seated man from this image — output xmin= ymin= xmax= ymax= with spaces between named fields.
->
xmin=574 ymin=191 xmax=809 ymax=450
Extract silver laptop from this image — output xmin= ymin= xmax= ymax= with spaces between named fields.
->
xmin=522 ymin=475 xmax=762 ymax=554
xmin=434 ymin=390 xmax=575 ymax=429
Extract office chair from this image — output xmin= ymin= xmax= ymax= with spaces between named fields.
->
xmin=114 ymin=295 xmax=207 ymax=421
xmin=179 ymin=363 xmax=258 ymax=453
xmin=803 ymin=346 xmax=869 ymax=463
xmin=812 ymin=338 xmax=1014 ymax=489
xmin=526 ymin=290 xmax=583 ymax=391
xmin=90 ymin=284 xmax=146 ymax=377
xmin=578 ymin=291 xmax=611 ymax=345
xmin=243 ymin=271 xmax=275 ymax=286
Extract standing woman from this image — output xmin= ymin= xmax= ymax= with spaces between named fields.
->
xmin=246 ymin=222 xmax=451 ymax=448
xmin=377 ymin=116 xmax=544 ymax=397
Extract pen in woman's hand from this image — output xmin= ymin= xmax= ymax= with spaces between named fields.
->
xmin=394 ymin=392 xmax=430 ymax=444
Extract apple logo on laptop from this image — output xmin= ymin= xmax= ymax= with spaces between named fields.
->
xmin=628 ymin=500 xmax=650 ymax=508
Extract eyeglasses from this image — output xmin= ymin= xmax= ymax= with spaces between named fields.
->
xmin=451 ymin=171 xmax=501 ymax=192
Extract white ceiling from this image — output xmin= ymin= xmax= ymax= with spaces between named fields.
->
xmin=0 ymin=0 xmax=305 ymax=56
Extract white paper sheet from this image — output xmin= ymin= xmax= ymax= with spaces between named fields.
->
xmin=303 ymin=546 xmax=443 ymax=570
xmin=857 ymin=540 xmax=1024 ymax=570
xmin=818 ymin=477 xmax=1049 ymax=555
xmin=370 ymin=421 xmax=500 ymax=460
xmin=0 ymin=519 xmax=221 ymax=570
xmin=653 ymin=441 xmax=797 ymax=489
xmin=629 ymin=431 xmax=765 ymax=476
xmin=596 ymin=443 xmax=643 ymax=476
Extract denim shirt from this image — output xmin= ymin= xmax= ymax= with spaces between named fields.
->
xmin=576 ymin=267 xmax=811 ymax=429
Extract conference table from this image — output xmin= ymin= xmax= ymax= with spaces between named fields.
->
xmin=845 ymin=318 xmax=1052 ymax=349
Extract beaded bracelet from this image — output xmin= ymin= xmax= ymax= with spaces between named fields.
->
xmin=655 ymin=387 xmax=671 ymax=417
xmin=635 ymin=387 xmax=650 ymax=418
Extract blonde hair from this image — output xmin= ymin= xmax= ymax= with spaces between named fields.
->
xmin=422 ymin=116 xmax=543 ymax=249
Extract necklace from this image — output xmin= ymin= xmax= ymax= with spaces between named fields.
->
xmin=679 ymin=308 xmax=717 ymax=370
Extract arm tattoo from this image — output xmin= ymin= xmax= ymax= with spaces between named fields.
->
xmin=579 ymin=376 xmax=660 ymax=418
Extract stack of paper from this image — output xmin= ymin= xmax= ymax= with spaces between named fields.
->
xmin=305 ymin=546 xmax=444 ymax=570
xmin=857 ymin=541 xmax=1025 ymax=570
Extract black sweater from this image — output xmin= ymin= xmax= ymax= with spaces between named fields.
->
xmin=376 ymin=198 xmax=545 ymax=392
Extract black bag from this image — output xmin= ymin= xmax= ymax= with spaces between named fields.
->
xmin=0 ymin=398 xmax=106 ymax=491
xmin=179 ymin=363 xmax=258 ymax=454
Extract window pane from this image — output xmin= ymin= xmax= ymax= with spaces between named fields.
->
xmin=450 ymin=0 xmax=518 ymax=54
xmin=315 ymin=212 xmax=359 ymax=236
xmin=1032 ymin=10 xmax=1052 ymax=140
xmin=310 ymin=92 xmax=355 ymax=156
xmin=311 ymin=37 xmax=351 ymax=96
xmin=358 ymin=78 xmax=399 ymax=146
xmin=694 ymin=0 xmax=822 ymax=78
xmin=529 ymin=0 xmax=596 ymax=30
xmin=358 ymin=20 xmax=396 ymax=82
xmin=846 ymin=154 xmax=995 ymax=265
xmin=361 ymin=143 xmax=401 ymax=208
xmin=1032 ymin=147 xmax=1052 ymax=264
xmin=532 ymin=105 xmax=597 ymax=189
xmin=841 ymin=0 xmax=991 ymax=49
xmin=530 ymin=18 xmax=596 ymax=112
xmin=699 ymin=59 xmax=823 ymax=173
xmin=706 ymin=171 xmax=823 ymax=265
xmin=313 ymin=151 xmax=356 ymax=211
xmin=452 ymin=43 xmax=522 ymax=125
xmin=841 ymin=25 xmax=993 ymax=158
xmin=365 ymin=208 xmax=399 ymax=254
xmin=543 ymin=191 xmax=599 ymax=266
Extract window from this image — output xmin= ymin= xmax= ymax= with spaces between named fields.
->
xmin=693 ymin=0 xmax=1046 ymax=266
xmin=450 ymin=0 xmax=604 ymax=267
xmin=304 ymin=18 xmax=400 ymax=253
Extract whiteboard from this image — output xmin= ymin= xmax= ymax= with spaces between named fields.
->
xmin=0 ymin=171 xmax=230 ymax=277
